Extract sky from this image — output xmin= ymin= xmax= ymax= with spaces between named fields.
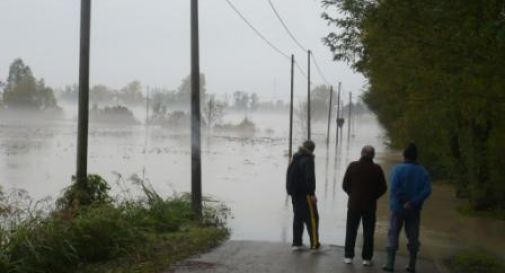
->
xmin=0 ymin=0 xmax=367 ymax=102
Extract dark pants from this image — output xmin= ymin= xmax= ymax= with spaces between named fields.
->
xmin=387 ymin=209 xmax=421 ymax=253
xmin=344 ymin=209 xmax=376 ymax=260
xmin=292 ymin=195 xmax=320 ymax=248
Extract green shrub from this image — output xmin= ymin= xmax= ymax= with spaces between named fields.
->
xmin=0 ymin=174 xmax=229 ymax=273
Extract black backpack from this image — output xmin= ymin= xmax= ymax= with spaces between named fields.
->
xmin=286 ymin=158 xmax=299 ymax=195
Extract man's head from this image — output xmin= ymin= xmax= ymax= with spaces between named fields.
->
xmin=403 ymin=142 xmax=418 ymax=161
xmin=302 ymin=140 xmax=316 ymax=153
xmin=361 ymin=145 xmax=375 ymax=160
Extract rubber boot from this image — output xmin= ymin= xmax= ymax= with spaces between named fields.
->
xmin=406 ymin=251 xmax=417 ymax=273
xmin=382 ymin=248 xmax=396 ymax=272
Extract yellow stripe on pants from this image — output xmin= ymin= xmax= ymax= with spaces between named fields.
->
xmin=306 ymin=195 xmax=318 ymax=247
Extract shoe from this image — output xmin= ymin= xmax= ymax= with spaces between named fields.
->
xmin=382 ymin=266 xmax=394 ymax=272
xmin=291 ymin=245 xmax=305 ymax=251
xmin=382 ymin=265 xmax=394 ymax=272
xmin=344 ymin=258 xmax=353 ymax=264
xmin=363 ymin=260 xmax=373 ymax=266
xmin=310 ymin=242 xmax=321 ymax=250
xmin=405 ymin=266 xmax=416 ymax=273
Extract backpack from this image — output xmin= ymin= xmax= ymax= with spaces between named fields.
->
xmin=286 ymin=158 xmax=298 ymax=195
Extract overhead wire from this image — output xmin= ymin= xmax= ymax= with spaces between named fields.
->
xmin=266 ymin=0 xmax=306 ymax=52
xmin=266 ymin=0 xmax=333 ymax=86
xmin=224 ymin=0 xmax=291 ymax=60
xmin=311 ymin=52 xmax=331 ymax=86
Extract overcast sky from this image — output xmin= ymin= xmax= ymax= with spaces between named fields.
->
xmin=0 ymin=0 xmax=366 ymax=101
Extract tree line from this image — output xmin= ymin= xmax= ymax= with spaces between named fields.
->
xmin=323 ymin=0 xmax=505 ymax=211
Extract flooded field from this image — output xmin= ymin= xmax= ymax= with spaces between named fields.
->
xmin=1 ymin=110 xmax=504 ymax=260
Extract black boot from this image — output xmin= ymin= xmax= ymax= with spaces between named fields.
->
xmin=406 ymin=251 xmax=417 ymax=272
xmin=382 ymin=248 xmax=396 ymax=272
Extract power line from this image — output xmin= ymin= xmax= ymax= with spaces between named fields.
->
xmin=266 ymin=0 xmax=332 ymax=86
xmin=224 ymin=0 xmax=290 ymax=60
xmin=311 ymin=52 xmax=331 ymax=86
xmin=266 ymin=0 xmax=306 ymax=52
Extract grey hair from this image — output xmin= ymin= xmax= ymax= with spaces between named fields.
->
xmin=361 ymin=145 xmax=375 ymax=160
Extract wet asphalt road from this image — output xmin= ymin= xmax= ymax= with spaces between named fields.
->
xmin=166 ymin=241 xmax=442 ymax=273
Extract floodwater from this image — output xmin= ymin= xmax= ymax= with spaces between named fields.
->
xmin=1 ymin=109 xmax=504 ymax=260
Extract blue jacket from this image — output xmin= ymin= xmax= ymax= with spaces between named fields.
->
xmin=389 ymin=161 xmax=431 ymax=213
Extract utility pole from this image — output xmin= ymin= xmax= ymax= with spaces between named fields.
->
xmin=326 ymin=85 xmax=333 ymax=146
xmin=76 ymin=0 xmax=91 ymax=188
xmin=288 ymin=54 xmax=295 ymax=161
xmin=336 ymin=82 xmax=341 ymax=145
xmin=190 ymin=0 xmax=202 ymax=217
xmin=145 ymin=86 xmax=150 ymax=125
xmin=307 ymin=50 xmax=311 ymax=140
xmin=347 ymin=92 xmax=352 ymax=139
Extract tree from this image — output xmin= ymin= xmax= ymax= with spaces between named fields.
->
xmin=203 ymin=96 xmax=226 ymax=128
xmin=119 ymin=81 xmax=144 ymax=105
xmin=233 ymin=91 xmax=250 ymax=110
xmin=310 ymin=85 xmax=333 ymax=121
xmin=323 ymin=0 xmax=505 ymax=210
xmin=2 ymin=58 xmax=60 ymax=110
xmin=177 ymin=73 xmax=206 ymax=105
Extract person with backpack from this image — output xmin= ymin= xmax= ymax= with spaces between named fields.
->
xmin=342 ymin=145 xmax=387 ymax=266
xmin=286 ymin=140 xmax=320 ymax=250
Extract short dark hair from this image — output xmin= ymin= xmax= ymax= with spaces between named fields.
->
xmin=361 ymin=145 xmax=375 ymax=160
xmin=303 ymin=140 xmax=315 ymax=152
xmin=403 ymin=143 xmax=418 ymax=160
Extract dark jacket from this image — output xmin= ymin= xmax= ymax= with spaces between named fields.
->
xmin=342 ymin=157 xmax=387 ymax=213
xmin=287 ymin=148 xmax=316 ymax=197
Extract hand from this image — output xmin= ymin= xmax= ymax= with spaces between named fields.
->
xmin=310 ymin=195 xmax=318 ymax=204
xmin=403 ymin=202 xmax=413 ymax=210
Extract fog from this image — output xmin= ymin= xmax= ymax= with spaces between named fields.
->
xmin=0 ymin=0 xmax=366 ymax=99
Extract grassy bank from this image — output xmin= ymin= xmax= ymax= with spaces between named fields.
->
xmin=0 ymin=175 xmax=229 ymax=273
xmin=447 ymin=251 xmax=505 ymax=273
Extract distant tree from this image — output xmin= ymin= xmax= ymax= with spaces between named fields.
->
xmin=2 ymin=58 xmax=59 ymax=110
xmin=233 ymin=91 xmax=250 ymax=110
xmin=90 ymin=84 xmax=115 ymax=105
xmin=310 ymin=85 xmax=333 ymax=121
xmin=250 ymin=93 xmax=259 ymax=111
xmin=176 ymin=74 xmax=206 ymax=104
xmin=59 ymin=84 xmax=78 ymax=102
xmin=119 ymin=80 xmax=144 ymax=105
xmin=203 ymin=96 xmax=226 ymax=128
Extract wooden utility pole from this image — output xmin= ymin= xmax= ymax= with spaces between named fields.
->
xmin=76 ymin=0 xmax=91 ymax=187
xmin=288 ymin=54 xmax=295 ymax=161
xmin=145 ymin=86 xmax=150 ymax=125
xmin=326 ymin=85 xmax=333 ymax=145
xmin=190 ymin=0 xmax=202 ymax=217
xmin=336 ymin=82 xmax=341 ymax=145
xmin=307 ymin=50 xmax=311 ymax=140
xmin=347 ymin=92 xmax=352 ymax=139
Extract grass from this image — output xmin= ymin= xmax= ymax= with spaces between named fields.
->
xmin=0 ymin=175 xmax=229 ymax=273
xmin=457 ymin=201 xmax=505 ymax=221
xmin=447 ymin=251 xmax=505 ymax=273
xmin=79 ymin=227 xmax=227 ymax=273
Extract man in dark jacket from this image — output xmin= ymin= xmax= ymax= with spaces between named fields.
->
xmin=383 ymin=143 xmax=431 ymax=273
xmin=342 ymin=145 xmax=387 ymax=265
xmin=286 ymin=140 xmax=320 ymax=250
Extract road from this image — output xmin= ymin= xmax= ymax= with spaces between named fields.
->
xmin=166 ymin=241 xmax=442 ymax=273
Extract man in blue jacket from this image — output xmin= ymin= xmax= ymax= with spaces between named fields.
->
xmin=383 ymin=143 xmax=431 ymax=273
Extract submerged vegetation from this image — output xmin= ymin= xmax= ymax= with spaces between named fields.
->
xmin=0 ymin=175 xmax=229 ymax=273
xmin=323 ymin=0 xmax=505 ymax=211
xmin=90 ymin=105 xmax=139 ymax=125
